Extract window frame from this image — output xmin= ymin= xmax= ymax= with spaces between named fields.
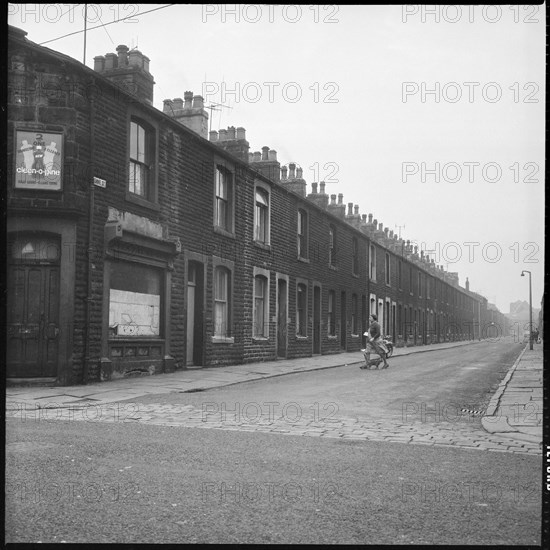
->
xmin=369 ymin=244 xmax=377 ymax=281
xmin=254 ymin=182 xmax=271 ymax=246
xmin=297 ymin=208 xmax=309 ymax=260
xmin=213 ymin=158 xmax=235 ymax=236
xmin=385 ymin=252 xmax=390 ymax=285
xmin=352 ymin=237 xmax=359 ymax=276
xmin=126 ymin=112 xmax=159 ymax=209
xmin=329 ymin=224 xmax=337 ymax=268
xmin=212 ymin=257 xmax=235 ymax=343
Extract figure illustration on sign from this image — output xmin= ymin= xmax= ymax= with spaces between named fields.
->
xmin=19 ymin=133 xmax=60 ymax=176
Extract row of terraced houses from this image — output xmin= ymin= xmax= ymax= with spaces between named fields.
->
xmin=6 ymin=25 xmax=509 ymax=386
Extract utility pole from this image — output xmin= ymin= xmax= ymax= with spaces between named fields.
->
xmin=83 ymin=4 xmax=87 ymax=64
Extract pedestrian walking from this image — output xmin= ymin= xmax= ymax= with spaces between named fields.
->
xmin=362 ymin=314 xmax=389 ymax=369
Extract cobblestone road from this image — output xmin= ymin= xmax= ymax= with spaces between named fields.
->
xmin=6 ymin=401 xmax=541 ymax=456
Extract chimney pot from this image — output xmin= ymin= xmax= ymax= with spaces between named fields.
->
xmin=347 ymin=202 xmax=353 ymax=215
xmin=296 ymin=167 xmax=303 ymax=179
xmin=311 ymin=182 xmax=318 ymax=194
xmin=172 ymin=97 xmax=184 ymax=110
xmin=373 ymin=219 xmax=378 ymax=228
xmin=104 ymin=52 xmax=117 ymax=70
xmin=142 ymin=55 xmax=150 ymax=73
xmin=128 ymin=49 xmax=143 ymax=68
xmin=163 ymin=99 xmax=173 ymax=113
xmin=218 ymin=129 xmax=228 ymax=141
xmin=93 ymin=55 xmax=105 ymax=72
xmin=236 ymin=127 xmax=246 ymax=140
xmin=331 ymin=194 xmax=337 ymax=205
xmin=268 ymin=149 xmax=277 ymax=161
xmin=209 ymin=130 xmax=218 ymax=142
xmin=248 ymin=152 xmax=254 ymax=163
xmin=362 ymin=214 xmax=367 ymax=222
xmin=338 ymin=193 xmax=343 ymax=205
xmin=281 ymin=166 xmax=288 ymax=179
xmin=253 ymin=151 xmax=261 ymax=162
xmin=288 ymin=163 xmax=296 ymax=179
xmin=384 ymin=227 xmax=389 ymax=236
xmin=184 ymin=91 xmax=193 ymax=108
xmin=354 ymin=205 xmax=359 ymax=216
xmin=262 ymin=146 xmax=269 ymax=160
xmin=378 ymin=223 xmax=383 ymax=231
xmin=192 ymin=95 xmax=205 ymax=109
xmin=368 ymin=213 xmax=373 ymax=223
xmin=319 ymin=181 xmax=326 ymax=194
xmin=116 ymin=44 xmax=129 ymax=67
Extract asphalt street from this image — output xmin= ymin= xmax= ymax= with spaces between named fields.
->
xmin=6 ymin=420 xmax=541 ymax=545
xmin=5 ymin=340 xmax=542 ymax=544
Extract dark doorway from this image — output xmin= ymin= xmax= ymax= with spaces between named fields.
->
xmin=340 ymin=291 xmax=346 ymax=350
xmin=313 ymin=285 xmax=321 ymax=354
xmin=277 ymin=278 xmax=288 ymax=358
xmin=187 ymin=261 xmax=204 ymax=366
xmin=7 ymin=235 xmax=60 ymax=378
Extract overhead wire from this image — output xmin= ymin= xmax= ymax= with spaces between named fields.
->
xmin=39 ymin=4 xmax=176 ymax=45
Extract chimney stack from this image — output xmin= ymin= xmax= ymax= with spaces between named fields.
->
xmin=163 ymin=90 xmax=209 ymax=138
xmin=307 ymin=180 xmax=329 ymax=209
xmin=280 ymin=162 xmax=305 ymax=196
xmin=95 ymin=45 xmax=155 ymax=104
xmin=249 ymin=144 xmax=280 ymax=180
xmin=209 ymin=125 xmax=250 ymax=162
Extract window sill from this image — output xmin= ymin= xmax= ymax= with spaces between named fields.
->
xmin=252 ymin=336 xmax=269 ymax=342
xmin=351 ymin=334 xmax=359 ymax=338
xmin=327 ymin=335 xmax=338 ymax=340
xmin=254 ymin=241 xmax=271 ymax=251
xmin=296 ymin=335 xmax=309 ymax=340
xmin=297 ymin=256 xmax=310 ymax=263
xmin=213 ymin=225 xmax=235 ymax=238
xmin=125 ymin=191 xmax=160 ymax=211
xmin=211 ymin=336 xmax=235 ymax=344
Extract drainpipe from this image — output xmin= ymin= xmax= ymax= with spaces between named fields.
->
xmin=83 ymin=88 xmax=96 ymax=383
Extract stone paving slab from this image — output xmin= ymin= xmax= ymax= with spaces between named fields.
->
xmin=5 ymin=401 xmax=541 ymax=456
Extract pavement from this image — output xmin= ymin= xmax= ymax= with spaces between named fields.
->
xmin=6 ymin=339 xmax=543 ymax=455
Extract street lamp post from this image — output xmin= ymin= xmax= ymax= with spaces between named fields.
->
xmin=521 ymin=270 xmax=533 ymax=350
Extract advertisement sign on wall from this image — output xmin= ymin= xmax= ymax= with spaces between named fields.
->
xmin=15 ymin=129 xmax=63 ymax=190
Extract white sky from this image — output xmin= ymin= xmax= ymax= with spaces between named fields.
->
xmin=8 ymin=3 xmax=545 ymax=313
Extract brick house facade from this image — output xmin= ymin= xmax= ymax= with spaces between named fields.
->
xmin=7 ymin=26 xmax=505 ymax=386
